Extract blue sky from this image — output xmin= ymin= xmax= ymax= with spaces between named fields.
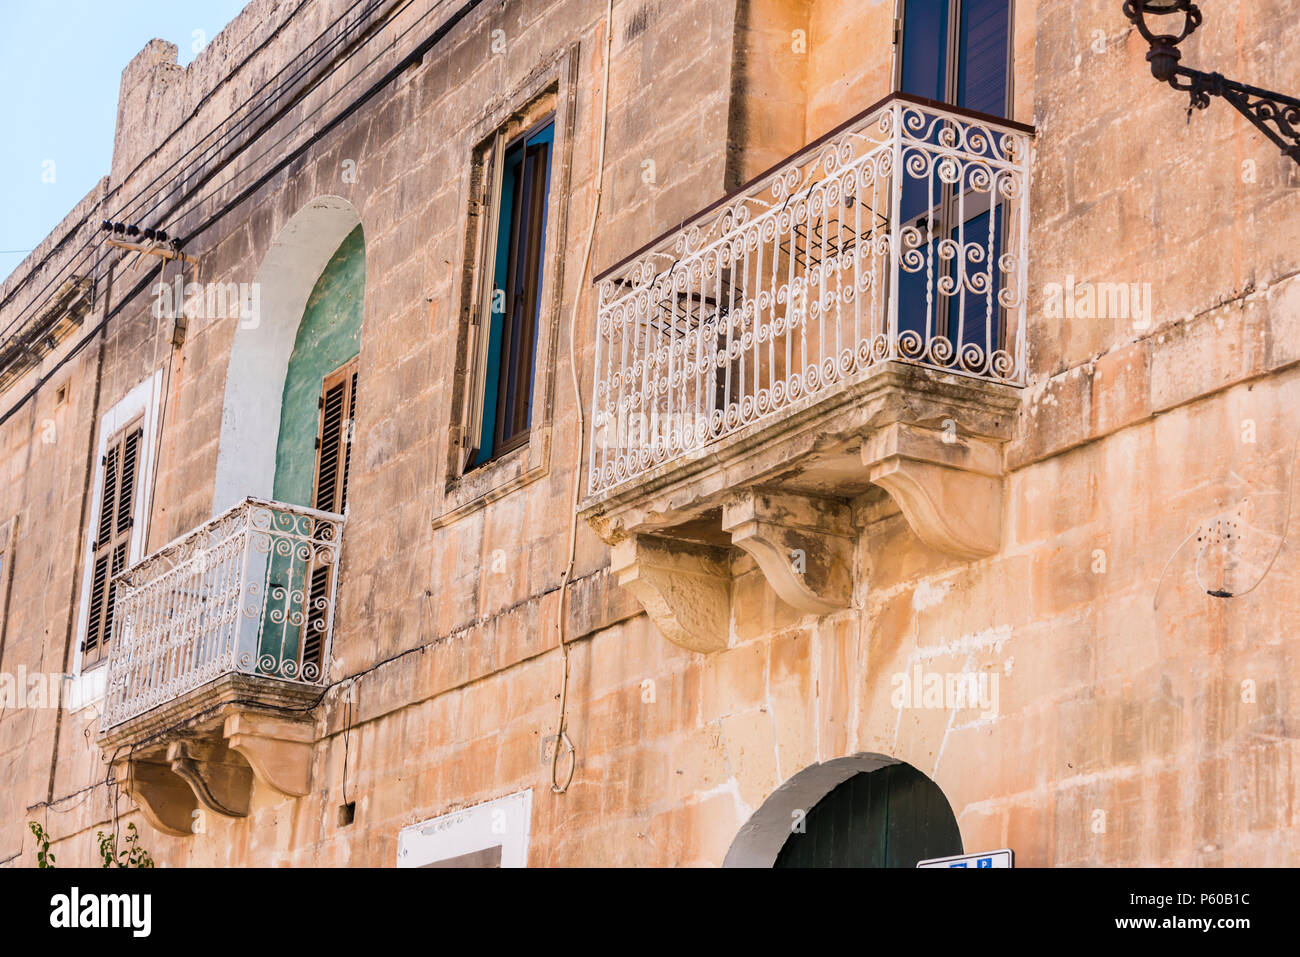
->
xmin=0 ymin=1 xmax=249 ymax=283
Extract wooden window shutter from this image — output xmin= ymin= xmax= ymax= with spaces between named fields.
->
xmin=340 ymin=368 xmax=357 ymax=515
xmin=84 ymin=417 xmax=143 ymax=666
xmin=312 ymin=358 xmax=357 ymax=516
xmin=303 ymin=359 xmax=357 ymax=675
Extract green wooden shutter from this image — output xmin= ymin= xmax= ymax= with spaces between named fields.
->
xmin=774 ymin=764 xmax=963 ymax=868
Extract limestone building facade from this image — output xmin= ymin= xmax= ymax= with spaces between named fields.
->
xmin=1 ymin=0 xmax=1298 ymax=867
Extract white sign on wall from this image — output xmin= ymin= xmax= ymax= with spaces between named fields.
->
xmin=917 ymin=848 xmax=1015 ymax=868
xmin=397 ymin=789 xmax=532 ymax=868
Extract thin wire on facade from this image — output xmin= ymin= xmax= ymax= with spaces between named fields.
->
xmin=550 ymin=0 xmax=615 ymax=796
xmin=0 ymin=0 xmax=373 ymax=321
xmin=0 ymin=0 xmax=389 ymax=343
xmin=342 ymin=688 xmax=354 ymax=807
xmin=0 ymin=0 xmax=482 ymax=438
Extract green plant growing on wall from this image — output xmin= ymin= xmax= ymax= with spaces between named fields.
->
xmin=28 ymin=822 xmax=55 ymax=868
xmin=29 ymin=820 xmax=157 ymax=868
xmin=97 ymin=823 xmax=155 ymax=868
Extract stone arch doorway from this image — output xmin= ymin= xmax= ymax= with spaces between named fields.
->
xmin=723 ymin=753 xmax=962 ymax=868
xmin=213 ymin=195 xmax=364 ymax=516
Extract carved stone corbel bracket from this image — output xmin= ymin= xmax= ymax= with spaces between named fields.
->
xmin=167 ymin=739 xmax=251 ymax=818
xmin=114 ymin=756 xmax=199 ymax=837
xmin=610 ymin=535 xmax=731 ymax=654
xmin=224 ymin=713 xmax=316 ymax=797
xmin=581 ymin=363 xmax=1019 ymax=653
xmin=722 ymin=489 xmax=855 ymax=614
xmin=863 ymin=422 xmax=1004 ymax=560
xmin=98 ymin=674 xmax=323 ymax=838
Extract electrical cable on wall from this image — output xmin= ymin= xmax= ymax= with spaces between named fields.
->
xmin=0 ymin=0 xmax=463 ymax=420
xmin=549 ymin=0 xmax=614 ymax=795
xmin=1 ymin=0 xmax=483 ymax=434
xmin=341 ymin=682 xmax=355 ymax=807
xmin=143 ymin=250 xmax=191 ymax=556
xmin=1 ymin=0 xmax=356 ymax=337
xmin=0 ymin=0 xmax=381 ymax=341
xmin=23 ymin=0 xmax=587 ymax=814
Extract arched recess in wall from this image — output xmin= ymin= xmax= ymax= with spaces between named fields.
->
xmin=722 ymin=753 xmax=963 ymax=867
xmin=213 ymin=195 xmax=364 ymax=516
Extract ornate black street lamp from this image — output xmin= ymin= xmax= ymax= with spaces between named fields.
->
xmin=1123 ymin=0 xmax=1300 ymax=165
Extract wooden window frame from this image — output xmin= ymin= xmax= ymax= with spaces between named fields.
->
xmin=435 ymin=45 xmax=580 ymax=528
xmin=312 ymin=357 xmax=360 ymax=518
xmin=465 ymin=115 xmax=556 ymax=471
xmin=293 ymin=356 xmax=359 ymax=678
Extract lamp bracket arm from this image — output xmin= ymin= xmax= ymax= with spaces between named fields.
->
xmin=1169 ymin=65 xmax=1300 ymax=163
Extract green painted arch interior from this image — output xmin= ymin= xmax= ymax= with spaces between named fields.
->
xmin=272 ymin=224 xmax=365 ymax=508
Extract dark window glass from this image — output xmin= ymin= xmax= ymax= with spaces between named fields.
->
xmin=900 ymin=0 xmax=1009 ymax=117
xmin=900 ymin=0 xmax=950 ymax=102
xmin=897 ymin=1 xmax=1011 ymax=349
xmin=957 ymin=0 xmax=1010 ymax=116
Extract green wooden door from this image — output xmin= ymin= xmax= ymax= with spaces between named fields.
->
xmin=774 ymin=764 xmax=962 ymax=868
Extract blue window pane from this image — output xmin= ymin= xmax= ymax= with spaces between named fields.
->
xmin=896 ymin=205 xmax=1003 ymax=355
xmin=951 ymin=205 xmax=1002 ymax=353
xmin=510 ymin=122 xmax=553 ymax=433
xmin=897 ymin=234 xmax=941 ymax=343
xmin=899 ymin=0 xmax=953 ymax=227
xmin=957 ymin=0 xmax=1009 ymax=116
xmin=900 ymin=0 xmax=949 ymax=102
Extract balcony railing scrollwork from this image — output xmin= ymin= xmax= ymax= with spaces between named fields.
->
xmin=582 ymin=94 xmax=1034 ymax=654
xmin=100 ymin=497 xmax=344 ymax=732
xmin=588 ymin=93 xmax=1033 ymax=497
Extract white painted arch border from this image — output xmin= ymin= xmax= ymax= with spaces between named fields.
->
xmin=212 ymin=195 xmax=363 ymax=516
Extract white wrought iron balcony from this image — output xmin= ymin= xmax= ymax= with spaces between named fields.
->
xmin=582 ymin=93 xmax=1034 ymax=653
xmin=588 ymin=93 xmax=1032 ymax=498
xmin=101 ymin=497 xmax=343 ymax=732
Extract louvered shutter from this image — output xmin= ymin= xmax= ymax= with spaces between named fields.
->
xmin=84 ymin=417 xmax=143 ymax=666
xmin=314 ymin=376 xmax=347 ymax=514
xmin=302 ymin=359 xmax=357 ymax=676
xmin=340 ymin=368 xmax=357 ymax=515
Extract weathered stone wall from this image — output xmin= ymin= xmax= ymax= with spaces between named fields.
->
xmin=1 ymin=0 xmax=1298 ymax=867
